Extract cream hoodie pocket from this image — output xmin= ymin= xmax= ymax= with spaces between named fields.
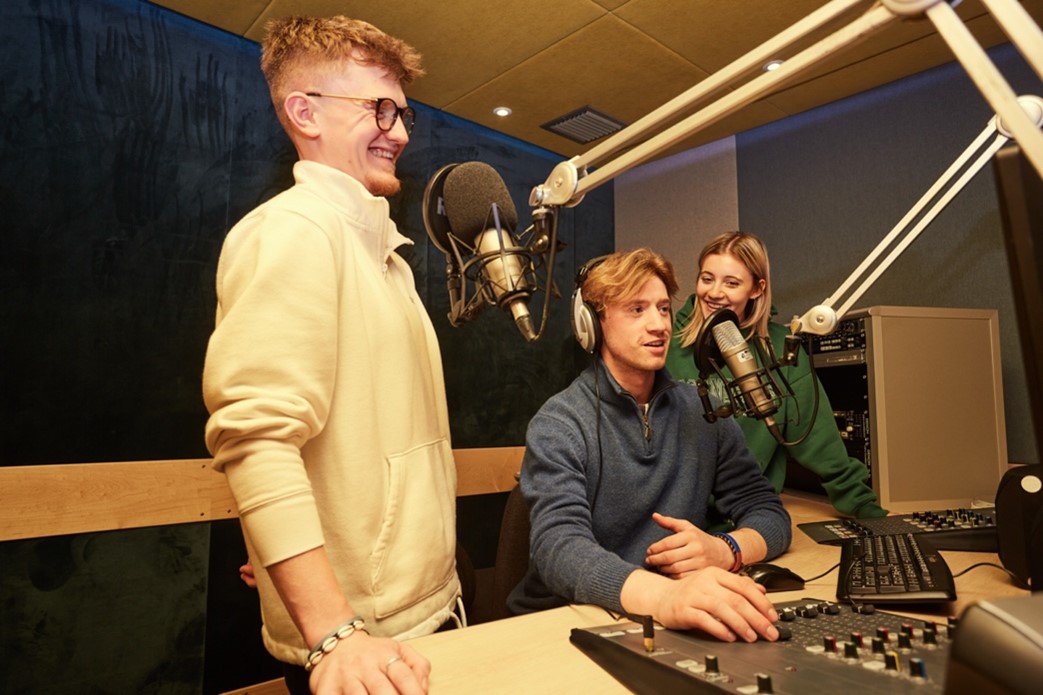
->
xmin=371 ymin=438 xmax=456 ymax=619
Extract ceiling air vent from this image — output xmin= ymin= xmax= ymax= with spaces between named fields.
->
xmin=541 ymin=106 xmax=626 ymax=144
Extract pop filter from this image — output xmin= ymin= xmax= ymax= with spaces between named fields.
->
xmin=693 ymin=308 xmax=741 ymax=376
xmin=422 ymin=163 xmax=458 ymax=254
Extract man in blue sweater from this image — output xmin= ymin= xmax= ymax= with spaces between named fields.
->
xmin=508 ymin=248 xmax=791 ymax=643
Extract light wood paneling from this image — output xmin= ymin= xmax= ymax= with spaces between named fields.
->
xmin=0 ymin=447 xmax=525 ymax=542
xmin=221 ymin=678 xmax=289 ymax=695
xmin=0 ymin=458 xmax=235 ymax=541
xmin=454 ymin=446 xmax=524 ymax=495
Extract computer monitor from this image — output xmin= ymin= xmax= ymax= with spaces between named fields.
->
xmin=992 ymin=144 xmax=1043 ymax=591
xmin=993 ymin=145 xmax=1043 ymax=464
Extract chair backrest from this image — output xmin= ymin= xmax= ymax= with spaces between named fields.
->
xmin=455 ymin=540 xmax=477 ymax=615
xmin=489 ymin=484 xmax=531 ymax=621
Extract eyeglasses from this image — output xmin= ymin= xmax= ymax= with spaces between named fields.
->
xmin=305 ymin=93 xmax=416 ymax=135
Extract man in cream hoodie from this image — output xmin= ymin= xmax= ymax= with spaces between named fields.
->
xmin=203 ymin=15 xmax=459 ymax=695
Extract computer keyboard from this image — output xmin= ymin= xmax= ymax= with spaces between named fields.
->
xmin=798 ymin=507 xmax=997 ymax=552
xmin=837 ymin=533 xmax=956 ymax=604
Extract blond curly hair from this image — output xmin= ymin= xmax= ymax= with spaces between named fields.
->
xmin=260 ymin=16 xmax=424 ymax=132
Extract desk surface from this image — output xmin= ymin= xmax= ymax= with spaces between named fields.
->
xmin=410 ymin=493 xmax=1029 ymax=693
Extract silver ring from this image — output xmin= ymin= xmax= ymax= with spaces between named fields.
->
xmin=385 ymin=656 xmax=402 ymax=670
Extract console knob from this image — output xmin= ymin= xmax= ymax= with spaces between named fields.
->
xmin=910 ymin=657 xmax=928 ymax=679
xmin=756 ymin=673 xmax=774 ymax=694
xmin=885 ymin=651 xmax=901 ymax=671
xmin=705 ymin=655 xmax=720 ymax=674
xmin=843 ymin=641 xmax=859 ymax=660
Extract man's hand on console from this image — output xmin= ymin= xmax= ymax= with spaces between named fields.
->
xmin=623 ymin=566 xmax=780 ymax=644
xmin=658 ymin=567 xmax=779 ymax=643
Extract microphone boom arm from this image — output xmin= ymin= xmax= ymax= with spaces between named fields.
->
xmin=531 ymin=0 xmax=893 ymax=208
xmin=528 ymin=0 xmax=1043 ymax=209
xmin=790 ymin=94 xmax=1043 ymax=336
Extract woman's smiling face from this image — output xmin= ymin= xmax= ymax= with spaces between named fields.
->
xmin=695 ymin=252 xmax=764 ymax=321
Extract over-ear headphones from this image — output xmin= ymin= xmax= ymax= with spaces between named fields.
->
xmin=571 ymin=256 xmax=609 ymax=353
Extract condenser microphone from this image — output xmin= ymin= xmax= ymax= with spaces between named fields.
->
xmin=711 ymin=319 xmax=783 ymax=442
xmin=442 ymin=162 xmax=537 ymax=341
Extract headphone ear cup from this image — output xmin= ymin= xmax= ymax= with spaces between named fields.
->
xmin=572 ymin=255 xmax=610 ymax=354
xmin=571 ymin=287 xmax=601 ymax=353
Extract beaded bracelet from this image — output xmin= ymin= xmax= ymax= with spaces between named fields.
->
xmin=712 ymin=532 xmax=744 ymax=573
xmin=304 ymin=616 xmax=367 ymax=672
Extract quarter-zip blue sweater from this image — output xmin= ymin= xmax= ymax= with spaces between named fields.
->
xmin=508 ymin=361 xmax=791 ymax=615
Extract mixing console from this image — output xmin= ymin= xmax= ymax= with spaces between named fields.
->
xmin=571 ymin=598 xmax=957 ymax=693
xmin=798 ymin=507 xmax=997 ymax=551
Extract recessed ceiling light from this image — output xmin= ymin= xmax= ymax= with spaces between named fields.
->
xmin=493 ymin=106 xmax=512 ymax=117
xmin=763 ymin=59 xmax=784 ymax=72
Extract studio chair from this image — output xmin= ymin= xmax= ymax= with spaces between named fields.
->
xmin=489 ymin=483 xmax=531 ymax=621
xmin=455 ymin=540 xmax=477 ymax=618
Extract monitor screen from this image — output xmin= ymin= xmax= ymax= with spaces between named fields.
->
xmin=993 ymin=145 xmax=1043 ymax=464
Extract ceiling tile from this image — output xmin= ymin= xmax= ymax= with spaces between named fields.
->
xmin=448 ymin=15 xmax=711 ymax=156
xmin=148 ymin=0 xmax=1043 ymax=163
xmin=244 ymin=0 xmax=609 ymax=107
xmin=615 ymin=0 xmax=836 ymax=73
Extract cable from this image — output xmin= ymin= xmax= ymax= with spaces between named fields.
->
xmin=951 ymin=561 xmax=1020 ymax=582
xmin=589 ymin=356 xmax=605 ymax=514
xmin=802 ymin=561 xmax=841 ymax=583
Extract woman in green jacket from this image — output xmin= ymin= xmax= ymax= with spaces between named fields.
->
xmin=666 ymin=231 xmax=887 ymax=521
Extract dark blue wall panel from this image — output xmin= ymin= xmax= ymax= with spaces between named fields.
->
xmin=392 ymin=106 xmax=614 ymax=449
xmin=1 ymin=0 xmax=290 ymax=466
xmin=0 ymin=0 xmax=612 ymax=692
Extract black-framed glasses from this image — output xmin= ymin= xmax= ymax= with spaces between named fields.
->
xmin=305 ymin=93 xmax=416 ymax=134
